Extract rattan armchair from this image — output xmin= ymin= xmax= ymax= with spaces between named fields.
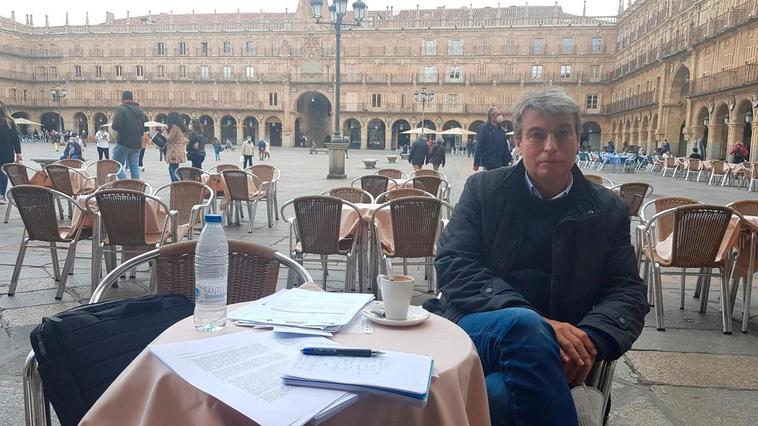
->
xmin=661 ymin=157 xmax=677 ymax=177
xmin=746 ymin=163 xmax=758 ymax=192
xmin=281 ymin=196 xmax=363 ymax=291
xmin=44 ymin=164 xmax=97 ymax=220
xmin=54 ymin=158 xmax=85 ymax=169
xmin=205 ymin=164 xmax=241 ymax=174
xmin=219 ymin=170 xmax=265 ymax=233
xmin=86 ymin=160 xmax=122 ymax=186
xmin=402 ymin=176 xmax=449 ymax=200
xmin=246 ymin=164 xmax=282 ymax=227
xmin=707 ymin=160 xmax=729 ymax=186
xmin=321 ymin=187 xmax=374 ymax=204
xmin=2 ymin=163 xmax=39 ymax=223
xmin=409 ymin=169 xmax=449 ymax=180
xmin=726 ymin=200 xmax=758 ymax=332
xmin=7 ymin=185 xmax=92 ymax=300
xmin=642 ymin=204 xmax=741 ymax=333
xmin=584 ymin=174 xmax=615 ymax=187
xmin=175 ymin=166 xmax=210 ymax=182
xmin=98 ymin=179 xmax=153 ymax=194
xmin=610 ymin=183 xmax=654 ymax=218
xmin=375 ymin=168 xmax=408 ymax=179
xmin=683 ymin=159 xmax=703 ymax=182
xmin=86 ymin=189 xmax=177 ymax=290
xmin=370 ymin=196 xmax=451 ymax=294
xmin=351 ymin=175 xmax=397 ymax=200
xmin=375 ymin=188 xmax=433 ymax=203
xmin=154 ymin=181 xmax=215 ymax=241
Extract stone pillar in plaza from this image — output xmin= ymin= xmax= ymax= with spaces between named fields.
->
xmin=236 ymin=121 xmax=244 ymax=144
xmin=706 ymin=123 xmax=723 ymax=160
xmin=213 ymin=121 xmax=221 ymax=144
xmin=690 ymin=126 xmax=705 ymax=156
xmin=726 ymin=122 xmax=743 ymax=152
xmin=647 ymin=128 xmax=656 ymax=153
xmin=360 ymin=124 xmax=368 ymax=150
xmin=326 ymin=143 xmax=348 ymax=179
xmin=751 ymin=121 xmax=758 ymax=162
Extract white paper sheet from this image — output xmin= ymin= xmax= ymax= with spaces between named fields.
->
xmin=150 ymin=331 xmax=357 ymax=426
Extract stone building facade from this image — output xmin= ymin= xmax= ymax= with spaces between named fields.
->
xmin=0 ymin=0 xmax=756 ymax=159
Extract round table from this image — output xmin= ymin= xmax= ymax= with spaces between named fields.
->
xmin=80 ymin=302 xmax=490 ymax=426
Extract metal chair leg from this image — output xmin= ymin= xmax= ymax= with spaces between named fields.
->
xmin=320 ymin=255 xmax=328 ymax=290
xmin=720 ymin=266 xmax=734 ymax=335
xmin=653 ymin=262 xmax=665 ymax=331
xmin=49 ymin=242 xmax=61 ymax=281
xmin=23 ymin=352 xmax=51 ymax=426
xmin=699 ymin=272 xmax=712 ymax=313
xmin=56 ymin=197 xmax=64 ymax=220
xmin=3 ymin=201 xmax=12 ymax=223
xmin=9 ymin=235 xmax=29 ymax=296
xmin=248 ymin=201 xmax=258 ymax=233
xmin=56 ymin=241 xmax=78 ymax=300
xmin=402 ymin=258 xmax=408 ymax=275
xmin=680 ymin=268 xmax=686 ymax=310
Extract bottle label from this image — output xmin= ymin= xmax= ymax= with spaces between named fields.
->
xmin=195 ymin=285 xmax=227 ymax=305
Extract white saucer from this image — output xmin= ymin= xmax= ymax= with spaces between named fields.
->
xmin=361 ymin=302 xmax=431 ymax=327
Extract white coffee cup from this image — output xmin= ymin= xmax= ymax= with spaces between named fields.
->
xmin=377 ymin=274 xmax=415 ymax=321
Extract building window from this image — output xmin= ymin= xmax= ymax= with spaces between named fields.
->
xmin=223 ymin=42 xmax=231 ymax=55
xmin=245 ymin=42 xmax=256 ymax=56
xmin=592 ymin=37 xmax=603 ymax=53
xmin=531 ymin=65 xmax=543 ymax=79
xmin=49 ymin=67 xmax=57 ymax=78
xmin=422 ymin=40 xmax=437 ymax=56
xmin=156 ymin=65 xmax=165 ymax=78
xmin=178 ymin=42 xmax=188 ymax=56
xmin=562 ymin=38 xmax=573 ymax=54
xmin=532 ymin=38 xmax=544 ymax=54
xmin=447 ymin=65 xmax=463 ymax=82
xmin=269 ymin=92 xmax=278 ymax=106
xmin=200 ymin=66 xmax=210 ymax=80
xmin=371 ymin=93 xmax=382 ymax=108
xmin=421 ymin=66 xmax=437 ymax=82
xmin=95 ymin=65 xmax=102 ymax=78
xmin=200 ymin=42 xmax=209 ymax=56
xmin=136 ymin=65 xmax=144 ymax=78
xmin=448 ymin=39 xmax=463 ymax=55
xmin=590 ymin=65 xmax=601 ymax=80
xmin=178 ymin=65 xmax=187 ymax=78
xmin=446 ymin=93 xmax=462 ymax=110
xmin=74 ymin=65 xmax=82 ymax=78
xmin=245 ymin=66 xmax=255 ymax=79
xmin=560 ymin=65 xmax=572 ymax=79
xmin=115 ymin=65 xmax=123 ymax=77
xmin=586 ymin=94 xmax=598 ymax=110
xmin=504 ymin=39 xmax=518 ymax=55
xmin=223 ymin=66 xmax=232 ymax=79
xmin=157 ymin=42 xmax=166 ymax=56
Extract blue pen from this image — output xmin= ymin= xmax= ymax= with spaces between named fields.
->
xmin=302 ymin=347 xmax=385 ymax=357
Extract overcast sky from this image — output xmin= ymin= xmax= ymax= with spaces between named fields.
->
xmin=4 ymin=0 xmax=619 ymax=26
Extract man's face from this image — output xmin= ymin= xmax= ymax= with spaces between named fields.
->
xmin=488 ymin=109 xmax=499 ymax=125
xmin=516 ymin=109 xmax=579 ymax=183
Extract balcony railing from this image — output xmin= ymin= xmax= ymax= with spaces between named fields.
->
xmin=687 ymin=64 xmax=758 ymax=97
xmin=604 ymin=91 xmax=656 ymax=115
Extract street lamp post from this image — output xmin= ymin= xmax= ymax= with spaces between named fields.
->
xmin=49 ymin=82 xmax=68 ymax=134
xmin=414 ymin=87 xmax=435 ymax=139
xmin=309 ymin=0 xmax=367 ymax=179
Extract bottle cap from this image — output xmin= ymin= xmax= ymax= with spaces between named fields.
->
xmin=204 ymin=214 xmax=223 ymax=223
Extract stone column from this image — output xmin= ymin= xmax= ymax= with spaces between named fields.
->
xmin=213 ymin=120 xmax=221 ymax=142
xmin=751 ymin=121 xmax=758 ymax=162
xmin=360 ymin=124 xmax=368 ymax=150
xmin=726 ymin=122 xmax=743 ymax=151
xmin=326 ymin=142 xmax=348 ymax=179
xmin=647 ymin=129 xmax=656 ymax=153
xmin=690 ymin=125 xmax=704 ymax=156
xmin=706 ymin=123 xmax=723 ymax=160
xmin=638 ymin=127 xmax=647 ymax=151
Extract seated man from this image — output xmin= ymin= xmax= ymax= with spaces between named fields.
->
xmin=423 ymin=89 xmax=649 ymax=426
xmin=60 ymin=135 xmax=83 ymax=160
xmin=689 ymin=147 xmax=703 ymax=160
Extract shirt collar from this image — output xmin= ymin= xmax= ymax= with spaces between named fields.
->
xmin=524 ymin=171 xmax=573 ymax=200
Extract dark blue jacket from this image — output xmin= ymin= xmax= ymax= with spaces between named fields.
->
xmin=408 ymin=139 xmax=428 ymax=166
xmin=423 ymin=162 xmax=649 ymax=361
xmin=474 ymin=123 xmax=512 ymax=169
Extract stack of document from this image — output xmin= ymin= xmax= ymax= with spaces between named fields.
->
xmin=282 ymin=350 xmax=434 ymax=406
xmin=229 ymin=288 xmax=374 ymax=334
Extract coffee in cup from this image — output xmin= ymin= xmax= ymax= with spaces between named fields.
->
xmin=377 ymin=274 xmax=415 ymax=320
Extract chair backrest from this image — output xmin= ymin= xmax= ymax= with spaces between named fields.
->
xmin=649 ymin=196 xmax=700 ymax=241
xmin=247 ymin=164 xmax=280 ymax=184
xmin=729 ymin=200 xmax=758 ymax=217
xmin=292 ymin=196 xmax=344 ymax=255
xmin=405 ymin=176 xmax=443 ymax=197
xmin=616 ymin=183 xmax=652 ymax=217
xmin=411 ymin=169 xmax=446 ymax=179
xmin=667 ymin=205 xmax=734 ymax=268
xmin=376 ymin=188 xmax=431 ymax=203
xmin=2 ymin=163 xmax=34 ymax=186
xmin=155 ymin=240 xmax=280 ymax=304
xmin=325 ymin=187 xmax=373 ymax=204
xmin=711 ymin=160 xmax=726 ymax=174
xmin=88 ymin=160 xmax=121 ymax=186
xmin=665 ymin=157 xmax=676 ymax=167
xmin=208 ymin=164 xmax=240 ymax=173
xmin=688 ymin=159 xmax=702 ymax=171
xmin=99 ymin=179 xmax=152 ymax=194
xmin=156 ymin=181 xmax=212 ymax=225
xmin=8 ymin=185 xmax=65 ymax=242
xmin=93 ymin=189 xmax=149 ymax=246
xmin=56 ymin=159 xmax=84 ymax=169
xmin=44 ymin=165 xmax=75 ymax=196
xmin=357 ymin=175 xmax=391 ymax=199
xmin=376 ymin=169 xmax=405 ymax=179
xmin=220 ymin=170 xmax=262 ymax=201
xmin=584 ymin=174 xmax=603 ymax=185
xmin=175 ymin=166 xmax=207 ymax=182
xmin=386 ymin=196 xmax=442 ymax=258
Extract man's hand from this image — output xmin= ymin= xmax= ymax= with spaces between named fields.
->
xmin=545 ymin=319 xmax=596 ymax=387
xmin=473 ymin=165 xmax=479 ymax=172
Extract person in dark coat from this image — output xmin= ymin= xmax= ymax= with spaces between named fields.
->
xmin=423 ymin=89 xmax=648 ymax=426
xmin=427 ymin=138 xmax=446 ymax=171
xmin=112 ymin=90 xmax=148 ymax=179
xmin=60 ymin=134 xmax=83 ymax=160
xmin=186 ymin=119 xmax=207 ymax=169
xmin=0 ymin=101 xmax=22 ymax=204
xmin=474 ymin=107 xmax=512 ymax=171
xmin=408 ymin=137 xmax=428 ymax=171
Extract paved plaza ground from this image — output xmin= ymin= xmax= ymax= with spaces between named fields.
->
xmin=1 ymin=142 xmax=757 ymax=425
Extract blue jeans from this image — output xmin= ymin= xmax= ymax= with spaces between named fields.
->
xmin=168 ymin=163 xmax=179 ymax=182
xmin=112 ymin=144 xmax=141 ymax=179
xmin=458 ymin=308 xmax=577 ymax=426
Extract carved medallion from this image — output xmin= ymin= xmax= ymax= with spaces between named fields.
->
xmin=707 ymin=100 xmax=714 ymax=113
xmin=303 ymin=32 xmax=323 ymax=60
xmin=727 ymin=96 xmax=736 ymax=111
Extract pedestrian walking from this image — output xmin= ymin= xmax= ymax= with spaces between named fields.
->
xmin=165 ymin=112 xmax=187 ymax=182
xmin=95 ymin=127 xmax=111 ymax=160
xmin=0 ymin=101 xmax=22 ymax=204
xmin=257 ymin=138 xmax=267 ymax=161
xmin=139 ymin=132 xmax=150 ymax=171
xmin=428 ymin=138 xmax=446 ymax=171
xmin=474 ymin=107 xmax=512 ymax=171
xmin=241 ymin=136 xmax=255 ymax=168
xmin=264 ymin=138 xmax=271 ymax=160
xmin=408 ymin=137 xmax=428 ymax=171
xmin=187 ymin=119 xmax=207 ymax=169
xmin=213 ymin=137 xmax=222 ymax=161
xmin=111 ymin=90 xmax=148 ymax=179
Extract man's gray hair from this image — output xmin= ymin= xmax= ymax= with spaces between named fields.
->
xmin=486 ymin=106 xmax=498 ymax=118
xmin=512 ymin=89 xmax=582 ymax=140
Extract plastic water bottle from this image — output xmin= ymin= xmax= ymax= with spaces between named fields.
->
xmin=194 ymin=214 xmax=228 ymax=331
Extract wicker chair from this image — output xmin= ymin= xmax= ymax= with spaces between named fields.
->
xmin=402 ymin=176 xmax=449 ymax=199
xmin=746 ymin=163 xmax=758 ymax=192
xmin=246 ymin=164 xmax=282 ymax=227
xmin=86 ymin=189 xmax=177 ymax=289
xmin=409 ymin=169 xmax=448 ymax=180
xmin=154 ymin=181 xmax=215 ymax=241
xmin=642 ymin=204 xmax=740 ymax=333
xmin=175 ymin=166 xmax=209 ymax=182
xmin=98 ymin=179 xmax=153 ymax=194
xmin=726 ymin=200 xmax=758 ymax=332
xmin=2 ymin=163 xmax=39 ymax=223
xmin=206 ymin=164 xmax=241 ymax=174
xmin=371 ymin=196 xmax=450 ymax=293
xmin=54 ymin=158 xmax=85 ymax=169
xmin=281 ymin=196 xmax=363 ymax=291
xmin=375 ymin=188 xmax=433 ymax=203
xmin=707 ymin=160 xmax=728 ymax=186
xmin=219 ymin=170 xmax=265 ymax=233
xmin=44 ymin=164 xmax=97 ymax=220
xmin=584 ymin=174 xmax=615 ymax=187
xmin=351 ymin=175 xmax=397 ymax=200
xmin=7 ymin=185 xmax=92 ymax=300
xmin=610 ymin=183 xmax=653 ymax=218
xmin=321 ymin=187 xmax=374 ymax=204
xmin=86 ymin=160 xmax=122 ymax=186
xmin=683 ymin=159 xmax=703 ymax=182
xmin=375 ymin=168 xmax=407 ymax=179
xmin=661 ymin=157 xmax=677 ymax=177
